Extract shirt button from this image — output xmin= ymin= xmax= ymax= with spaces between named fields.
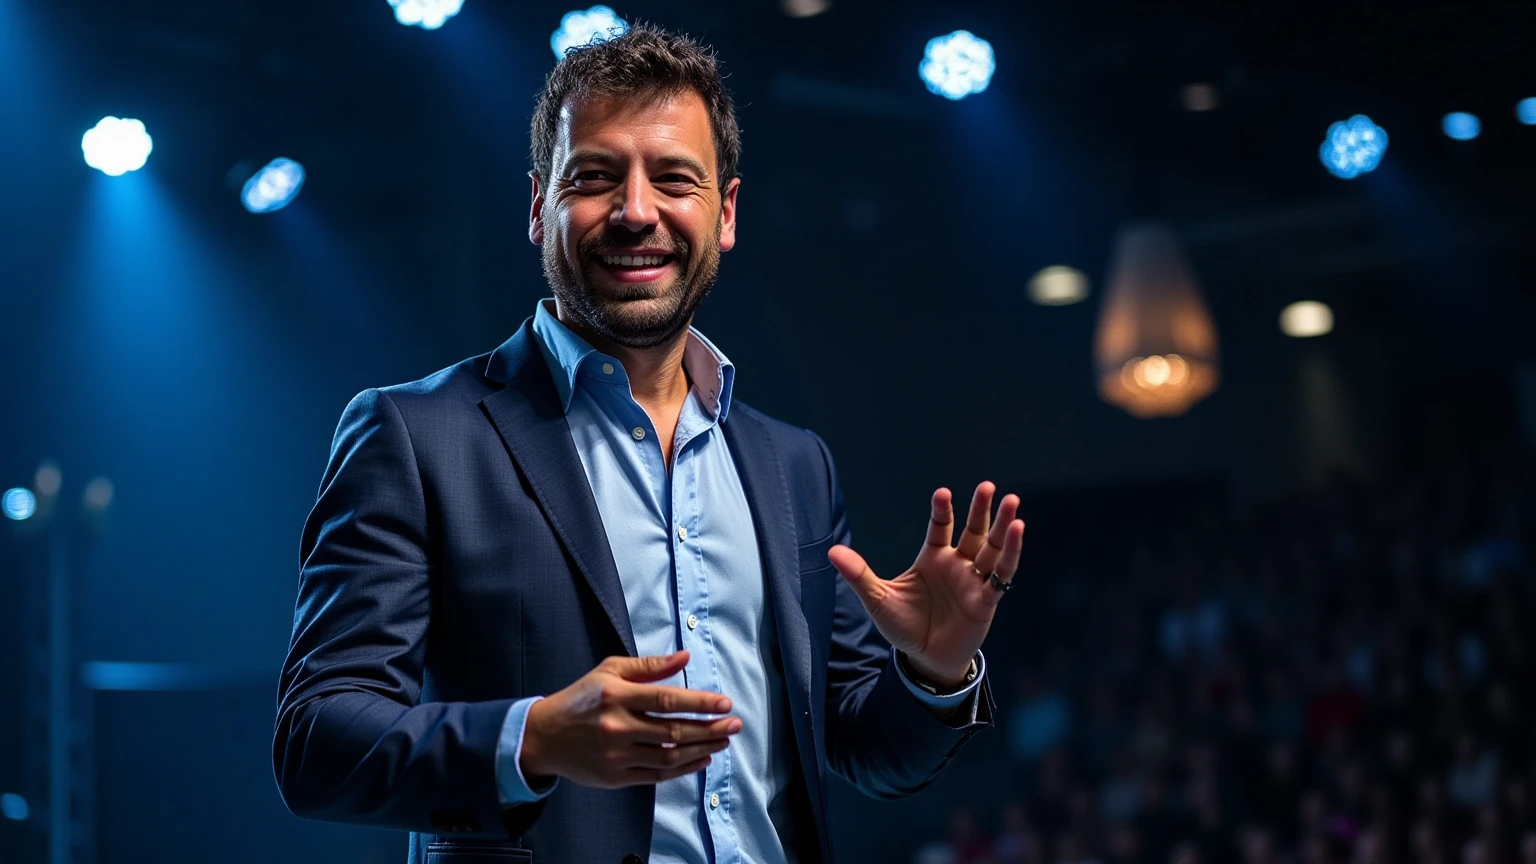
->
xmin=709 ymin=793 xmax=720 ymax=809
xmin=677 ymin=525 xmax=688 ymax=541
xmin=686 ymin=613 xmax=699 ymax=630
xmin=602 ymin=362 xmax=615 ymax=375
xmin=631 ymin=427 xmax=645 ymax=441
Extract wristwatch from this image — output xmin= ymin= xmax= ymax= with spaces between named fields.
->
xmin=898 ymin=651 xmax=979 ymax=697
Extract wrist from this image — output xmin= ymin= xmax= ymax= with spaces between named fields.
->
xmin=901 ymin=651 xmax=974 ymax=692
xmin=519 ymin=698 xmax=556 ymax=785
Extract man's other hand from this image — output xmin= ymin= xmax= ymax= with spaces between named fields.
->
xmin=520 ymin=651 xmax=741 ymax=789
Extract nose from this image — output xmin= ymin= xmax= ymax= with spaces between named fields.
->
xmin=610 ymin=172 xmax=659 ymax=233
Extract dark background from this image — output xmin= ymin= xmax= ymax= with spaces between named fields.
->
xmin=1 ymin=0 xmax=1532 ymax=862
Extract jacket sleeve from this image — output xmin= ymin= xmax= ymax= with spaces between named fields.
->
xmin=272 ymin=388 xmax=543 ymax=838
xmin=811 ymin=432 xmax=995 ymax=800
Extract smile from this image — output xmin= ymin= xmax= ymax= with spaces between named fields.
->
xmin=600 ymin=253 xmax=673 ymax=267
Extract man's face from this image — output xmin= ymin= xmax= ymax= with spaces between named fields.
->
xmin=531 ymin=90 xmax=738 ymax=349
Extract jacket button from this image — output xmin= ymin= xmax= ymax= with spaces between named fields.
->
xmin=622 ymin=855 xmax=644 ymax=864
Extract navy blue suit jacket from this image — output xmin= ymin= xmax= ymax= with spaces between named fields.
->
xmin=274 ymin=321 xmax=994 ymax=864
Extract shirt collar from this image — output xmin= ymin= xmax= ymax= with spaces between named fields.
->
xmin=531 ymin=299 xmax=735 ymax=422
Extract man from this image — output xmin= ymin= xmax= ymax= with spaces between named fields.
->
xmin=274 ymin=24 xmax=1025 ymax=864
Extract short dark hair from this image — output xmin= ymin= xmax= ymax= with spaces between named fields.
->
xmin=530 ymin=23 xmax=741 ymax=187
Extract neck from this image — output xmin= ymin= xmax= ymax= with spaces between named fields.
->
xmin=555 ymin=304 xmax=691 ymax=410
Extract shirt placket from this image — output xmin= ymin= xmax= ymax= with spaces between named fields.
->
xmin=672 ymin=417 xmax=737 ymax=864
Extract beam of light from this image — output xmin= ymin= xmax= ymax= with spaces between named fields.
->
xmin=387 ymin=0 xmax=464 ymax=30
xmin=551 ymin=6 xmax=627 ymax=60
xmin=79 ymin=661 xmax=267 ymax=691
xmin=1319 ymin=114 xmax=1387 ymax=179
xmin=81 ymin=116 xmax=152 ymax=176
xmin=242 ymin=158 xmax=306 ymax=214
xmin=919 ymin=30 xmax=995 ymax=101
xmin=3 ymin=487 xmax=37 ymax=521
xmin=1442 ymin=112 xmax=1481 ymax=141
xmin=1028 ymin=265 xmax=1090 ymax=306
xmin=1518 ymin=98 xmax=1536 ymax=126
xmin=1280 ymin=300 xmax=1335 ymax=338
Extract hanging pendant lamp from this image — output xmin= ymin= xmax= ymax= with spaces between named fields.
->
xmin=1093 ymin=222 xmax=1220 ymax=418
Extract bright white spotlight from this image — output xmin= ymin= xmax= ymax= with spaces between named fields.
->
xmin=81 ymin=117 xmax=152 ymax=176
xmin=551 ymin=6 xmax=627 ymax=60
xmin=1319 ymin=114 xmax=1387 ymax=179
xmin=387 ymin=0 xmax=463 ymax=30
xmin=1028 ymin=266 xmax=1090 ymax=306
xmin=1442 ymin=112 xmax=1480 ymax=141
xmin=3 ymin=488 xmax=36 ymax=521
xmin=242 ymin=158 xmax=306 ymax=214
xmin=919 ymin=30 xmax=995 ymax=100
xmin=1517 ymin=98 xmax=1536 ymax=125
xmin=1280 ymin=300 xmax=1334 ymax=338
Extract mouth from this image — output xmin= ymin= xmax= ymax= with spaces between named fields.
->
xmin=592 ymin=251 xmax=679 ymax=284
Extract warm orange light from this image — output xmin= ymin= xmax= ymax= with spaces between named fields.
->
xmin=1094 ymin=223 xmax=1220 ymax=418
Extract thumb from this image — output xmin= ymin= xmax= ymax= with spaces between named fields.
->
xmin=828 ymin=545 xmax=885 ymax=609
xmin=611 ymin=650 xmax=690 ymax=682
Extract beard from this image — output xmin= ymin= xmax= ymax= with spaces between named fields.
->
xmin=542 ymin=220 xmax=722 ymax=349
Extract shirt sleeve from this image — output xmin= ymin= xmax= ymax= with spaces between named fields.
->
xmin=893 ymin=648 xmax=987 ymax=724
xmin=494 ymin=697 xmax=559 ymax=806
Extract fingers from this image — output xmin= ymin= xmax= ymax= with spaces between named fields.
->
xmin=971 ymin=493 xmax=1020 ymax=577
xmin=628 ymin=737 xmax=733 ymax=770
xmin=606 ymin=651 xmax=690 ymax=683
xmin=626 ymin=753 xmax=718 ymax=785
xmin=828 ymin=545 xmax=885 ymax=611
xmin=925 ymin=487 xmax=955 ymax=548
xmin=620 ymin=685 xmax=733 ymax=719
xmin=628 ymin=714 xmax=742 ymax=746
xmin=955 ymin=482 xmax=996 ymax=560
xmin=981 ymin=520 xmax=1026 ymax=605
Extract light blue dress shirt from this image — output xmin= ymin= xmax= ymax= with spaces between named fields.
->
xmin=493 ymin=300 xmax=982 ymax=863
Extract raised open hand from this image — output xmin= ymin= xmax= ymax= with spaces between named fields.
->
xmin=828 ymin=482 xmax=1025 ymax=689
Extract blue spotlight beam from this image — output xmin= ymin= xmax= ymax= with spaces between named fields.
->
xmin=551 ymin=6 xmax=628 ymax=59
xmin=1319 ymin=114 xmax=1387 ymax=179
xmin=919 ymin=30 xmax=995 ymax=100
xmin=242 ymin=158 xmax=306 ymax=214
xmin=81 ymin=117 xmax=152 ymax=176
xmin=388 ymin=0 xmax=464 ymax=30
xmin=1442 ymin=112 xmax=1480 ymax=141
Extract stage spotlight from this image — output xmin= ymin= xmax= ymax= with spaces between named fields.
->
xmin=551 ymin=6 xmax=627 ymax=59
xmin=1280 ymin=301 xmax=1334 ymax=338
xmin=1028 ymin=266 xmax=1090 ymax=306
xmin=81 ymin=116 xmax=152 ymax=176
xmin=919 ymin=30 xmax=995 ymax=100
xmin=3 ymin=488 xmax=36 ymax=521
xmin=1 ymin=793 xmax=28 ymax=822
xmin=1318 ymin=114 xmax=1387 ymax=179
xmin=387 ymin=0 xmax=463 ymax=30
xmin=34 ymin=461 xmax=61 ymax=498
xmin=82 ymin=477 xmax=115 ymax=514
xmin=782 ymin=0 xmax=831 ymax=16
xmin=1442 ymin=112 xmax=1480 ymax=141
xmin=242 ymin=158 xmax=305 ymax=214
xmin=1518 ymin=98 xmax=1536 ymax=125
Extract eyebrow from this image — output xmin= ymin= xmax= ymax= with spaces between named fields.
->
xmin=562 ymin=150 xmax=711 ymax=180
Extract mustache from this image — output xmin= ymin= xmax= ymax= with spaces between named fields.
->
xmin=579 ymin=231 xmax=690 ymax=260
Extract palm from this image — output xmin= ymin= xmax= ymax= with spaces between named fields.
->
xmin=829 ymin=483 xmax=1026 ymax=687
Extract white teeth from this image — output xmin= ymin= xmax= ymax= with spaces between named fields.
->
xmin=602 ymin=254 xmax=667 ymax=267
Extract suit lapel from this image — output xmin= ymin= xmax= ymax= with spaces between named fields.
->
xmin=721 ymin=410 xmax=816 ymax=760
xmin=479 ymin=321 xmax=637 ymax=657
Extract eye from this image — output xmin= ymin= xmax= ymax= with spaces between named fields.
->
xmin=570 ymin=170 xmax=615 ymax=189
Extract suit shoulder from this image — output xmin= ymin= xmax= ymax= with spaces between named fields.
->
xmin=729 ymin=400 xmax=834 ymax=467
xmin=369 ymin=352 xmax=497 ymax=414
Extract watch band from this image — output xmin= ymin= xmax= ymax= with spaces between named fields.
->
xmin=899 ymin=651 xmax=979 ymax=697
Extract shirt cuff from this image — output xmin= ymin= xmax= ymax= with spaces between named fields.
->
xmin=894 ymin=648 xmax=986 ymax=718
xmin=495 ymin=696 xmax=559 ymax=806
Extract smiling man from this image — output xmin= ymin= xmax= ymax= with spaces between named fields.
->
xmin=274 ymin=24 xmax=1024 ymax=864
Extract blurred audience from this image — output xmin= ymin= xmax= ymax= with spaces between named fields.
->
xmin=913 ymin=460 xmax=1533 ymax=864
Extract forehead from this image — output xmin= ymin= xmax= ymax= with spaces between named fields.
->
xmin=554 ymin=90 xmax=716 ymax=171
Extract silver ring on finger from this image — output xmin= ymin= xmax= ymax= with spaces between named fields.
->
xmin=986 ymin=571 xmax=1011 ymax=594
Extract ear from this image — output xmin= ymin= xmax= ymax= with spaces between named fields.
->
xmin=718 ymin=176 xmax=740 ymax=252
xmin=528 ymin=171 xmax=546 ymax=245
